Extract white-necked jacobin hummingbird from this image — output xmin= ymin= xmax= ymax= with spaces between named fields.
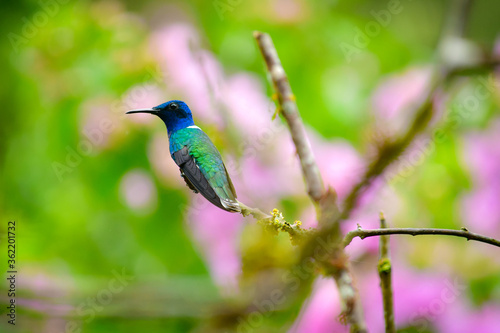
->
xmin=127 ymin=100 xmax=241 ymax=213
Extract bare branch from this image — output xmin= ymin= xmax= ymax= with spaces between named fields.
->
xmin=343 ymin=227 xmax=500 ymax=248
xmin=254 ymin=31 xmax=367 ymax=332
xmin=377 ymin=212 xmax=395 ymax=333
xmin=254 ymin=31 xmax=325 ymax=202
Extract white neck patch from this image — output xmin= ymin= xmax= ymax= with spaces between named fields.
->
xmin=186 ymin=125 xmax=201 ymax=130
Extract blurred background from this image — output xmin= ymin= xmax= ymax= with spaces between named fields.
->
xmin=1 ymin=0 xmax=500 ymax=332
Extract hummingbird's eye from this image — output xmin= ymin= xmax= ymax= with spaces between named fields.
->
xmin=170 ymin=103 xmax=178 ymax=110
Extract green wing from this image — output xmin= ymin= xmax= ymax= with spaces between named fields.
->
xmin=170 ymin=127 xmax=239 ymax=212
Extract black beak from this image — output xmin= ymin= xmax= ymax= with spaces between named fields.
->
xmin=126 ymin=108 xmax=158 ymax=115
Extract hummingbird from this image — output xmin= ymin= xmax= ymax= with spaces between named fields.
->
xmin=127 ymin=100 xmax=241 ymax=213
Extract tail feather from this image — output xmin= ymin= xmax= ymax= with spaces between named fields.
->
xmin=220 ymin=199 xmax=241 ymax=213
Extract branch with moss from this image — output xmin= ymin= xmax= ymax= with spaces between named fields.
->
xmin=246 ymin=2 xmax=500 ymax=332
xmin=258 ymin=208 xmax=314 ymax=245
xmin=238 ymin=202 xmax=313 ymax=244
xmin=254 ymin=31 xmax=367 ymax=332
xmin=238 ymin=200 xmax=271 ymax=220
xmin=342 ymin=226 xmax=500 ymax=248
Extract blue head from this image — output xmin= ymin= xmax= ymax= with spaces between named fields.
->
xmin=126 ymin=100 xmax=195 ymax=135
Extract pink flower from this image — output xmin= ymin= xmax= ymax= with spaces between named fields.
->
xmin=359 ymin=264 xmax=464 ymax=332
xmin=147 ymin=133 xmax=185 ymax=188
xmin=222 ymin=73 xmax=275 ymax=138
xmin=235 ymin=148 xmax=303 ymax=205
xmin=436 ymin=302 xmax=500 ymax=333
xmin=123 ymin=83 xmax=166 ymax=125
xmin=371 ymin=67 xmax=432 ymax=135
xmin=150 ymin=24 xmax=224 ymax=128
xmin=187 ymin=204 xmax=244 ymax=294
xmin=461 ymin=121 xmax=500 ymax=185
xmin=119 ymin=169 xmax=157 ymax=213
xmin=271 ymin=0 xmax=308 ymax=23
xmin=289 ymin=277 xmax=347 ymax=333
xmin=80 ymin=99 xmax=124 ymax=150
xmin=309 ymin=132 xmax=365 ymax=201
xmin=462 ymin=185 xmax=500 ymax=234
xmin=460 ymin=119 xmax=500 ymax=235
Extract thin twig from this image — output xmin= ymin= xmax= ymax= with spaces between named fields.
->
xmin=342 ymin=227 xmax=500 ymax=248
xmin=237 ymin=200 xmax=271 ymax=220
xmin=238 ymin=203 xmax=313 ymax=244
xmin=377 ymin=212 xmax=395 ymax=333
xmin=254 ymin=31 xmax=325 ymax=202
xmin=378 ymin=213 xmax=389 ymax=258
xmin=447 ymin=59 xmax=500 ymax=78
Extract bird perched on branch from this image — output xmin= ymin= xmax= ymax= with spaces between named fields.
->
xmin=127 ymin=100 xmax=241 ymax=213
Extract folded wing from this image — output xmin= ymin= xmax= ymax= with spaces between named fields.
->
xmin=173 ymin=147 xmax=240 ymax=212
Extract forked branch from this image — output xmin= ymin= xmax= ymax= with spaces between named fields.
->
xmin=254 ymin=31 xmax=367 ymax=332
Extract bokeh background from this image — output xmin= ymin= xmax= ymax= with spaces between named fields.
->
xmin=1 ymin=0 xmax=500 ymax=332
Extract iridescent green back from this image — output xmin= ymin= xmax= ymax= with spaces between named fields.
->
xmin=169 ymin=127 xmax=237 ymax=201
